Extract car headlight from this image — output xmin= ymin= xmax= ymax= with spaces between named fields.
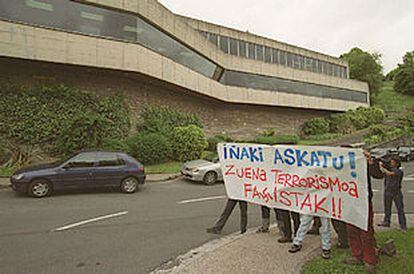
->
xmin=192 ymin=168 xmax=200 ymax=173
xmin=13 ymin=174 xmax=25 ymax=181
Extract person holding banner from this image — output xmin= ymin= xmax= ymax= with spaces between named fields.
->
xmin=288 ymin=214 xmax=331 ymax=259
xmin=206 ymin=199 xmax=248 ymax=234
xmin=343 ymin=148 xmax=381 ymax=274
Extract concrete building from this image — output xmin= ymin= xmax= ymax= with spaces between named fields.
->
xmin=0 ymin=0 xmax=370 ymax=138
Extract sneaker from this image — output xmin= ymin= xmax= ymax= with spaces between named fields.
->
xmin=206 ymin=227 xmax=221 ymax=234
xmin=377 ymin=222 xmax=390 ymax=227
xmin=307 ymin=228 xmax=320 ymax=235
xmin=321 ymin=249 xmax=331 ymax=260
xmin=288 ymin=244 xmax=302 ymax=253
xmin=343 ymin=257 xmax=363 ymax=265
xmin=364 ymin=263 xmax=376 ymax=274
xmin=278 ymin=236 xmax=293 ymax=243
xmin=256 ymin=227 xmax=270 ymax=233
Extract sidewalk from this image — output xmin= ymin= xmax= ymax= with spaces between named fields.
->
xmin=155 ymin=214 xmax=414 ymax=274
xmin=0 ymin=174 xmax=181 ymax=190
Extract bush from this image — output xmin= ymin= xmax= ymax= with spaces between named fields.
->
xmin=138 ymin=105 xmax=203 ymax=134
xmin=255 ymin=135 xmax=299 ymax=145
xmin=49 ymin=112 xmax=109 ymax=156
xmin=329 ymin=114 xmax=356 ymax=134
xmin=0 ymin=85 xmax=130 ymax=155
xmin=207 ymin=134 xmax=233 ymax=151
xmin=170 ymin=125 xmax=208 ymax=162
xmin=302 ymin=118 xmax=330 ymax=135
xmin=128 ymin=132 xmax=171 ymax=164
xmin=101 ymin=138 xmax=130 ymax=153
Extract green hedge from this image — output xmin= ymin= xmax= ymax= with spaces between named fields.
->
xmin=0 ymin=85 xmax=130 ymax=156
xmin=138 ymin=105 xmax=203 ymax=134
xmin=302 ymin=118 xmax=330 ymax=135
xmin=127 ymin=132 xmax=171 ymax=164
xmin=302 ymin=107 xmax=385 ymax=136
xmin=170 ymin=125 xmax=208 ymax=162
xmin=207 ymin=134 xmax=234 ymax=152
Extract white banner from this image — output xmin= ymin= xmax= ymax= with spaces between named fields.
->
xmin=218 ymin=143 xmax=369 ymax=231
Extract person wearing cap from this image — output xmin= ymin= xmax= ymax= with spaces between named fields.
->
xmin=377 ymin=157 xmax=407 ymax=231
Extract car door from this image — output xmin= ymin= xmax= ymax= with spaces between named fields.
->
xmin=57 ymin=152 xmax=97 ymax=188
xmin=93 ymin=152 xmax=127 ymax=187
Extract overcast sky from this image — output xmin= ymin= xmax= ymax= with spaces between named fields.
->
xmin=159 ymin=0 xmax=414 ymax=73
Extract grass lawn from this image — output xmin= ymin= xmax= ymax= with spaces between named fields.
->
xmin=371 ymin=81 xmax=414 ymax=113
xmin=302 ymin=228 xmax=414 ymax=274
xmin=145 ymin=161 xmax=182 ymax=174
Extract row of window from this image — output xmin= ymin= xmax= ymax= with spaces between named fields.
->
xmin=0 ymin=0 xmax=367 ymax=104
xmin=0 ymin=0 xmax=218 ymax=78
xmin=220 ymin=70 xmax=367 ymax=103
xmin=199 ymin=31 xmax=348 ymax=79
xmin=67 ymin=153 xmax=125 ymax=168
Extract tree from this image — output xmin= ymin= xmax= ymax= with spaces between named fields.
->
xmin=340 ymin=47 xmax=383 ymax=96
xmin=394 ymin=51 xmax=414 ymax=95
xmin=385 ymin=67 xmax=399 ymax=81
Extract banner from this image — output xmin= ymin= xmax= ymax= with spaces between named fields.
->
xmin=218 ymin=143 xmax=369 ymax=230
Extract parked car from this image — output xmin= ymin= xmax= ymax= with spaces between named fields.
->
xmin=370 ymin=148 xmax=390 ymax=160
xmin=398 ymin=147 xmax=414 ymax=162
xmin=181 ymin=157 xmax=222 ymax=185
xmin=10 ymin=151 xmax=145 ymax=198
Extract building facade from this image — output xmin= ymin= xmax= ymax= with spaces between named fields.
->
xmin=0 ymin=0 xmax=370 ymax=138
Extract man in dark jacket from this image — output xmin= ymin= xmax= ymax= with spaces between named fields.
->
xmin=377 ymin=158 xmax=407 ymax=231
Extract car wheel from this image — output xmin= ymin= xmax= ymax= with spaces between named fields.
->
xmin=203 ymin=171 xmax=218 ymax=186
xmin=28 ymin=179 xmax=52 ymax=198
xmin=120 ymin=177 xmax=138 ymax=193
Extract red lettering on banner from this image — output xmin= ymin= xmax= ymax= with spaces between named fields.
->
xmin=225 ymin=165 xmax=235 ymax=176
xmin=279 ymin=191 xmax=292 ymax=206
xmin=300 ymin=194 xmax=312 ymax=211
xmin=314 ymin=195 xmax=329 ymax=214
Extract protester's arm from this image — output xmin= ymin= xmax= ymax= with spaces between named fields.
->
xmin=379 ymin=163 xmax=396 ymax=176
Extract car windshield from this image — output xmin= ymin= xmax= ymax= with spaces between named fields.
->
xmin=399 ymin=147 xmax=410 ymax=152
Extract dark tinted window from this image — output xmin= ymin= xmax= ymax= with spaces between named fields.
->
xmin=97 ymin=154 xmax=125 ymax=167
xmin=221 ymin=70 xmax=368 ymax=103
xmin=208 ymin=33 xmax=219 ymax=46
xmin=248 ymin=43 xmax=255 ymax=59
xmin=219 ymin=36 xmax=229 ymax=53
xmin=238 ymin=40 xmax=247 ymax=58
xmin=0 ymin=0 xmax=218 ymax=79
xmin=229 ymin=38 xmax=238 ymax=55
xmin=265 ymin=47 xmax=272 ymax=63
xmin=286 ymin=53 xmax=293 ymax=67
xmin=256 ymin=45 xmax=264 ymax=61
xmin=279 ymin=51 xmax=287 ymax=65
xmin=272 ymin=49 xmax=279 ymax=64
xmin=66 ymin=153 xmax=96 ymax=168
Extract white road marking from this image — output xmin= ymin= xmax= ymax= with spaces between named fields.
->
xmin=404 ymin=178 xmax=414 ymax=182
xmin=53 ymin=211 xmax=128 ymax=232
xmin=407 ymin=191 xmax=414 ymax=194
xmin=178 ymin=195 xmax=226 ymax=204
xmin=372 ymin=189 xmax=379 ymax=192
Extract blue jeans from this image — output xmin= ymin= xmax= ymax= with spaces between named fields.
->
xmin=293 ymin=214 xmax=331 ymax=250
xmin=384 ymin=190 xmax=407 ymax=229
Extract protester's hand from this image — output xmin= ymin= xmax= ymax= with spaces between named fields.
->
xmin=363 ymin=150 xmax=373 ymax=164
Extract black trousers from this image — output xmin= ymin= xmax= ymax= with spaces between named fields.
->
xmin=312 ymin=217 xmax=348 ymax=246
xmin=260 ymin=206 xmax=279 ymax=219
xmin=212 ymin=199 xmax=247 ymax=232
xmin=278 ymin=209 xmax=300 ymax=239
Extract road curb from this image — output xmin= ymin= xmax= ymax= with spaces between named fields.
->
xmin=146 ymin=174 xmax=182 ymax=183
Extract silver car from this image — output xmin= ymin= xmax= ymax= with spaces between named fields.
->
xmin=181 ymin=158 xmax=223 ymax=185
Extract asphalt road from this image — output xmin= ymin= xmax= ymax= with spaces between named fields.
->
xmin=0 ymin=162 xmax=413 ymax=274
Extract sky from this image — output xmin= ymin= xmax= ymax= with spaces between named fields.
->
xmin=159 ymin=0 xmax=414 ymax=73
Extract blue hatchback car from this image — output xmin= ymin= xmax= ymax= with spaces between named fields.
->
xmin=10 ymin=151 xmax=146 ymax=198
